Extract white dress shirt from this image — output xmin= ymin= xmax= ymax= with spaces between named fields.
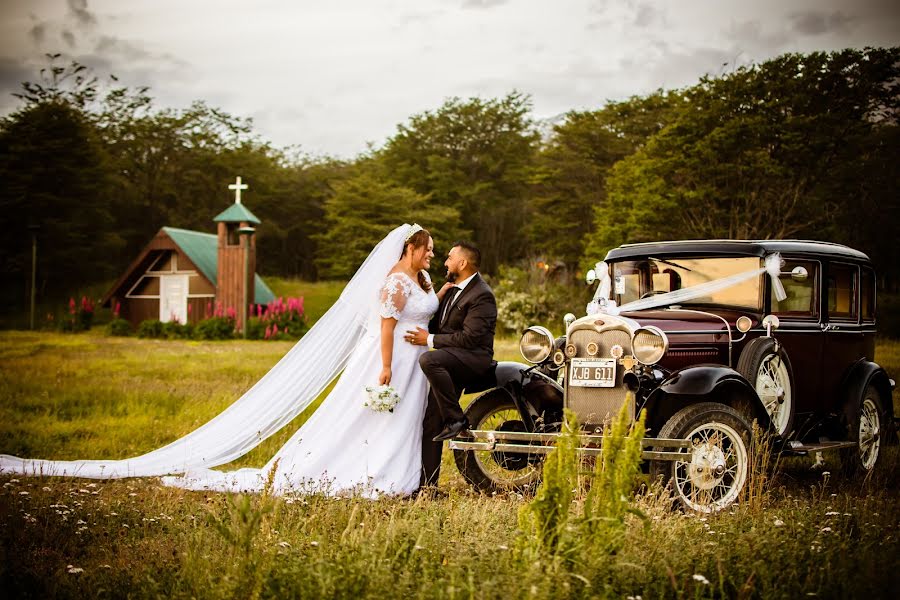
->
xmin=427 ymin=272 xmax=478 ymax=349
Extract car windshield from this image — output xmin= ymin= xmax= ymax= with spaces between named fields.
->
xmin=609 ymin=256 xmax=763 ymax=310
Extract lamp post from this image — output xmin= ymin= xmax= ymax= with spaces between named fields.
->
xmin=27 ymin=224 xmax=40 ymax=330
xmin=237 ymin=226 xmax=256 ymax=338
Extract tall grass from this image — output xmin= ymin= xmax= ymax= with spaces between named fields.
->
xmin=1 ymin=332 xmax=899 ymax=598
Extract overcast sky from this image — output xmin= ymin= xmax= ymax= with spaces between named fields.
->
xmin=1 ymin=0 xmax=898 ymax=158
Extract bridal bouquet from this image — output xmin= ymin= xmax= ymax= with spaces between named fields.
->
xmin=364 ymin=385 xmax=401 ymax=413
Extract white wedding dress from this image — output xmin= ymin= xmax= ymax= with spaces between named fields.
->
xmin=163 ymin=271 xmax=437 ymax=497
xmin=1 ymin=225 xmax=437 ymax=498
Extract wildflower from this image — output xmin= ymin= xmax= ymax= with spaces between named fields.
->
xmin=19 ymin=491 xmax=29 ymax=496
xmin=774 ymin=519 xmax=785 ymax=527
xmin=692 ymin=574 xmax=710 ymax=585
xmin=42 ymin=487 xmax=51 ymax=492
xmin=101 ymin=564 xmax=112 ymax=569
xmin=820 ymin=527 xmax=832 ymax=533
xmin=825 ymin=511 xmax=839 ymax=516
xmin=277 ymin=541 xmax=291 ymax=549
xmin=497 ymin=545 xmax=508 ymax=550
xmin=67 ymin=565 xmax=84 ymax=574
xmin=309 ymin=541 xmax=319 ymax=547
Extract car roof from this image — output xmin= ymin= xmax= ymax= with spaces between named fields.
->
xmin=604 ymin=239 xmax=870 ymax=262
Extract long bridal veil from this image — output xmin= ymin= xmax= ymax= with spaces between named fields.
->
xmin=0 ymin=224 xmax=414 ymax=479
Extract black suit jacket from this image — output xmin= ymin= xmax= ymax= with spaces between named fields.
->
xmin=428 ymin=273 xmax=497 ymax=374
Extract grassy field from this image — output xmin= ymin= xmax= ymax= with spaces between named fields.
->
xmin=1 ymin=332 xmax=899 ymax=599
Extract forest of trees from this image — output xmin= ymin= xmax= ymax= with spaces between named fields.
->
xmin=1 ymin=48 xmax=898 ymax=319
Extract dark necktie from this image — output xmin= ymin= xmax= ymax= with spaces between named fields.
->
xmin=441 ymin=287 xmax=460 ymax=325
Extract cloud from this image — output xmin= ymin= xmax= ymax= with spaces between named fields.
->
xmin=633 ymin=2 xmax=661 ymax=28
xmin=28 ymin=23 xmax=47 ymax=45
xmin=67 ymin=0 xmax=97 ymax=27
xmin=95 ymin=35 xmax=154 ymax=62
xmin=462 ymin=0 xmax=508 ymax=9
xmin=725 ymin=20 xmax=792 ymax=55
xmin=789 ymin=11 xmax=855 ymax=36
xmin=62 ymin=30 xmax=76 ymax=48
xmin=0 ymin=57 xmax=36 ymax=113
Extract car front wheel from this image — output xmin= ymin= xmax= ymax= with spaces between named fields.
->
xmin=453 ymin=390 xmax=544 ymax=493
xmin=651 ymin=402 xmax=752 ymax=513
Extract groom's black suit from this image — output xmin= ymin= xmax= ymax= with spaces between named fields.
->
xmin=419 ymin=273 xmax=497 ymax=487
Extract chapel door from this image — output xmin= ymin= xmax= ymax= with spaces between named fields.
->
xmin=160 ymin=275 xmax=189 ymax=323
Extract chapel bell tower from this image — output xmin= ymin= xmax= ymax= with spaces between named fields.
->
xmin=214 ymin=176 xmax=261 ymax=329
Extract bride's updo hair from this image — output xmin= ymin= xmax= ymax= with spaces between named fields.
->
xmin=402 ymin=228 xmax=434 ymax=292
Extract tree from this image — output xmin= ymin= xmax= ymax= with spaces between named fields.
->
xmin=314 ymin=170 xmax=464 ymax=279
xmin=0 ymin=100 xmax=122 ymax=308
xmin=379 ymin=92 xmax=539 ymax=273
xmin=586 ymin=48 xmax=900 ymax=268
xmin=528 ymin=91 xmax=683 ymax=270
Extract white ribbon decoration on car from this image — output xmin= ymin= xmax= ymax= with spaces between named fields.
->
xmin=587 ymin=253 xmax=786 ymax=316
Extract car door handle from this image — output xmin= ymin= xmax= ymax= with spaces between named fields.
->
xmin=821 ymin=323 xmax=834 ymax=331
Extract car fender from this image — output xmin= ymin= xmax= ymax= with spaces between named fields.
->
xmin=839 ymin=359 xmax=896 ymax=439
xmin=489 ymin=361 xmax=564 ymax=428
xmin=644 ymin=365 xmax=774 ymax=436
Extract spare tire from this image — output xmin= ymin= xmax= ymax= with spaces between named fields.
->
xmin=736 ymin=337 xmax=795 ymax=437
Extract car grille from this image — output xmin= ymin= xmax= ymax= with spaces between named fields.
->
xmin=566 ymin=328 xmax=633 ymax=425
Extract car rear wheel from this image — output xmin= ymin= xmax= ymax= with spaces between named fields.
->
xmin=840 ymin=383 xmax=885 ymax=476
xmin=453 ymin=390 xmax=544 ymax=493
xmin=651 ymin=403 xmax=752 ymax=513
xmin=736 ymin=337 xmax=795 ymax=437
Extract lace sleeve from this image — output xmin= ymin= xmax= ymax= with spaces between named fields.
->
xmin=379 ymin=273 xmax=414 ymax=320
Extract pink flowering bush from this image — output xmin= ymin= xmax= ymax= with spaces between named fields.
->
xmin=59 ymin=296 xmax=95 ymax=332
xmin=246 ymin=297 xmax=307 ymax=341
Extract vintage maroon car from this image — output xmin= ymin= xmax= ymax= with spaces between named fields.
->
xmin=450 ymin=240 xmax=896 ymax=512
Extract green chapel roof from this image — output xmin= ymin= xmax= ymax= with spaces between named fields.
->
xmin=162 ymin=227 xmax=275 ymax=304
xmin=213 ymin=203 xmax=261 ymax=224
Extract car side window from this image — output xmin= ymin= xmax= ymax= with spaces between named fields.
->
xmin=771 ymin=259 xmax=818 ymax=319
xmin=861 ymin=267 xmax=875 ymax=323
xmin=826 ymin=263 xmax=859 ymax=322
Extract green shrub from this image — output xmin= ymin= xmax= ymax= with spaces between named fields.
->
xmin=194 ymin=316 xmax=235 ymax=340
xmin=517 ymin=397 xmax=646 ymax=566
xmin=137 ymin=319 xmax=164 ymax=338
xmin=493 ymin=265 xmax=589 ymax=335
xmin=162 ymin=320 xmax=194 ymax=340
xmin=106 ymin=318 xmax=132 ymax=336
xmin=245 ymin=317 xmax=266 ymax=340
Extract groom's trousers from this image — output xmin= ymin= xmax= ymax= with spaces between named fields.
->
xmin=419 ymin=349 xmax=476 ymax=487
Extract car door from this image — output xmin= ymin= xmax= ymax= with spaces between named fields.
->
xmin=768 ymin=258 xmax=822 ymax=416
xmin=822 ymin=262 xmax=863 ymax=413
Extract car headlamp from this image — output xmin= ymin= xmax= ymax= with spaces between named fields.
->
xmin=631 ymin=326 xmax=669 ymax=365
xmin=519 ymin=326 xmax=554 ymax=364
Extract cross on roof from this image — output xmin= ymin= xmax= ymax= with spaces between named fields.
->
xmin=228 ymin=176 xmax=248 ymax=204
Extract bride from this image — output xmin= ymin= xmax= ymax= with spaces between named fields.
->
xmin=0 ymin=224 xmax=446 ymax=498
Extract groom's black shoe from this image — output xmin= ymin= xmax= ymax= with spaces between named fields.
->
xmin=432 ymin=418 xmax=469 ymax=442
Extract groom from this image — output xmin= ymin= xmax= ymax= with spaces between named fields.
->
xmin=405 ymin=241 xmax=497 ymax=488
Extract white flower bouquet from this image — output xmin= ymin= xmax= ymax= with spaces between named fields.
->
xmin=364 ymin=384 xmax=401 ymax=413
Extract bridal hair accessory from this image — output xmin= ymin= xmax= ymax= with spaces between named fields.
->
xmin=404 ymin=223 xmax=423 ymax=243
xmin=364 ymin=385 xmax=401 ymax=413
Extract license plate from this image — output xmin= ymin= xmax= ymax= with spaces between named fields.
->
xmin=569 ymin=358 xmax=617 ymax=388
